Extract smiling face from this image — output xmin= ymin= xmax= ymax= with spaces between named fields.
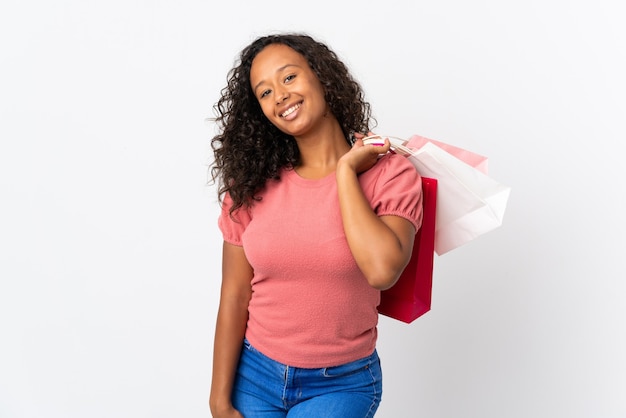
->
xmin=250 ymin=43 xmax=330 ymax=138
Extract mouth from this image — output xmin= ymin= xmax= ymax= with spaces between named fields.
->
xmin=280 ymin=102 xmax=302 ymax=118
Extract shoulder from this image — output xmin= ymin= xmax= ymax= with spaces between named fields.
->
xmin=360 ymin=152 xmax=421 ymax=185
xmin=379 ymin=152 xmax=417 ymax=170
xmin=359 ymin=152 xmax=423 ymax=227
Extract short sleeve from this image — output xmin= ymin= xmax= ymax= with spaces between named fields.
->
xmin=365 ymin=153 xmax=423 ymax=232
xmin=217 ymin=193 xmax=252 ymax=246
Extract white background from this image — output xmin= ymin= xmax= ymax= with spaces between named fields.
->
xmin=1 ymin=1 xmax=624 ymax=417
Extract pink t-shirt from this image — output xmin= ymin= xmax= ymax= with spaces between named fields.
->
xmin=218 ymin=153 xmax=422 ymax=368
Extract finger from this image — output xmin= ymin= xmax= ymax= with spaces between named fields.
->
xmin=354 ymin=131 xmax=376 ymax=139
xmin=352 ymin=137 xmax=365 ymax=147
xmin=367 ymin=139 xmax=391 ymax=154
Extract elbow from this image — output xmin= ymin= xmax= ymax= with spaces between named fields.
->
xmin=368 ymin=277 xmax=399 ymax=291
xmin=358 ymin=242 xmax=413 ymax=290
xmin=362 ymin=255 xmax=411 ymax=290
xmin=364 ymin=268 xmax=403 ymax=291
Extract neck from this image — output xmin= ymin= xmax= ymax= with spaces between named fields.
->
xmin=294 ymin=119 xmax=351 ymax=179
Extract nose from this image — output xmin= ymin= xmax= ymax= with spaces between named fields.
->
xmin=275 ymin=88 xmax=289 ymax=104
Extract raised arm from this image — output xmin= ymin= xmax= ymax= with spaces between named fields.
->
xmin=336 ymin=137 xmax=416 ymax=290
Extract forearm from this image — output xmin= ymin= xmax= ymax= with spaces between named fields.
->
xmin=336 ymin=163 xmax=412 ymax=290
xmin=210 ymin=296 xmax=249 ymax=415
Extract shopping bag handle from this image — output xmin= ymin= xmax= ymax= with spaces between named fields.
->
xmin=362 ymin=135 xmax=414 ymax=157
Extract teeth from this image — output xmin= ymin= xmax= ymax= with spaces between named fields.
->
xmin=281 ymin=103 xmax=300 ymax=117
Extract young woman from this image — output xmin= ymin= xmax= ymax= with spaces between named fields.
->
xmin=209 ymin=33 xmax=423 ymax=418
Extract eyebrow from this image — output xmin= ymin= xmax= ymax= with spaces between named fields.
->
xmin=252 ymin=63 xmax=302 ymax=94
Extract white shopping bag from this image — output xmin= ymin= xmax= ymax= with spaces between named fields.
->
xmin=364 ymin=134 xmax=511 ymax=255
xmin=409 ymin=142 xmax=510 ymax=254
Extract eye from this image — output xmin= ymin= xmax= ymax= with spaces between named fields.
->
xmin=259 ymin=89 xmax=271 ymax=99
xmin=284 ymin=74 xmax=296 ymax=83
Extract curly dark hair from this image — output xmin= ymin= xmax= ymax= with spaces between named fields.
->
xmin=210 ymin=33 xmax=374 ymax=214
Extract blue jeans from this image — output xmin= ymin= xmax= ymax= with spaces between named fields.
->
xmin=232 ymin=339 xmax=383 ymax=417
